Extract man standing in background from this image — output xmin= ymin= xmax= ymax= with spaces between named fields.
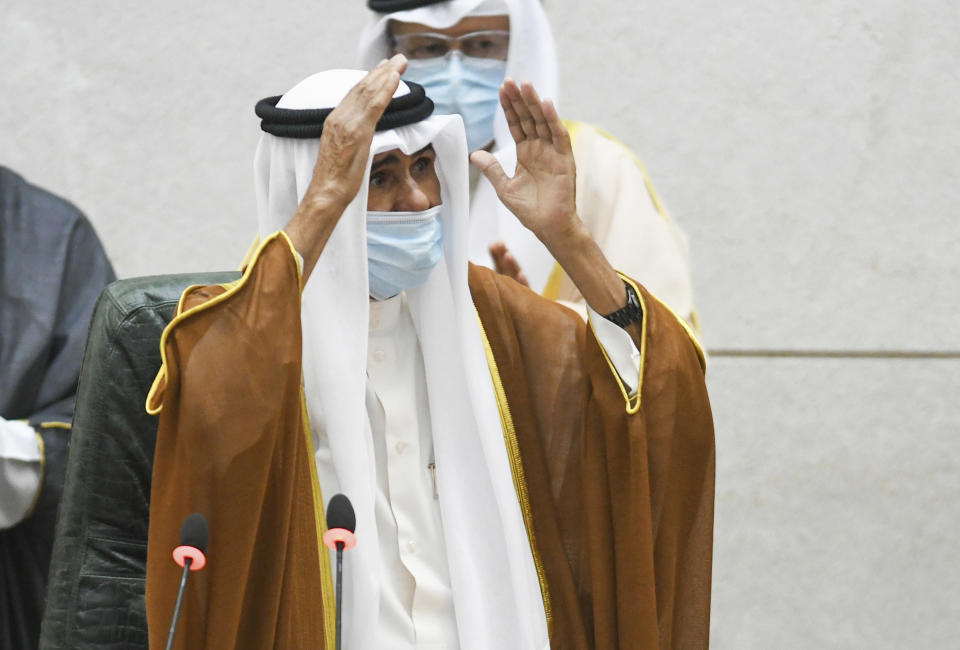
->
xmin=359 ymin=0 xmax=698 ymax=325
xmin=0 ymin=166 xmax=115 ymax=649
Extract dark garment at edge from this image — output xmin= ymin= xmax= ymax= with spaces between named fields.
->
xmin=0 ymin=166 xmax=115 ymax=649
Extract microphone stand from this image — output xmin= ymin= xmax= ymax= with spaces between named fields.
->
xmin=324 ymin=495 xmax=355 ymax=650
xmin=165 ymin=557 xmax=193 ymax=650
xmin=336 ymin=541 xmax=344 ymax=650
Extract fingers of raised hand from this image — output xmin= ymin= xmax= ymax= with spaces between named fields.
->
xmin=502 ymin=251 xmax=528 ymax=286
xmin=387 ymin=53 xmax=408 ymax=75
xmin=489 ymin=241 xmax=508 ymax=264
xmin=501 ymin=79 xmax=559 ymax=147
xmin=541 ymin=99 xmax=572 ymax=155
xmin=333 ymin=55 xmax=407 ymax=130
xmin=519 ymin=81 xmax=553 ymax=142
xmin=500 ymin=85 xmax=526 ymax=144
xmin=470 ymin=150 xmax=510 ymax=192
xmin=489 ymin=242 xmax=530 ymax=287
xmin=502 ymin=79 xmax=539 ymax=142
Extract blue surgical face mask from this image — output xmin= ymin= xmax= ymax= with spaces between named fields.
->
xmin=404 ymin=53 xmax=507 ymax=152
xmin=367 ymin=205 xmax=444 ymax=301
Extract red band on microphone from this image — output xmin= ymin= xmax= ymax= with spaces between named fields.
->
xmin=323 ymin=527 xmax=357 ymax=551
xmin=173 ymin=545 xmax=207 ymax=571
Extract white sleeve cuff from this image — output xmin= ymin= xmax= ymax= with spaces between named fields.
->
xmin=586 ymin=305 xmax=642 ymax=397
xmin=0 ymin=417 xmax=43 ymax=529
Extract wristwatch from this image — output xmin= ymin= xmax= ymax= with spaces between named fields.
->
xmin=602 ymin=280 xmax=643 ymax=328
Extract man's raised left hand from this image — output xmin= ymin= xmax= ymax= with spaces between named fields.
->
xmin=470 ymin=79 xmax=628 ymax=316
xmin=469 ymin=79 xmax=582 ymax=252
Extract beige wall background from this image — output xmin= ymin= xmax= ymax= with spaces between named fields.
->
xmin=3 ymin=1 xmax=958 ymax=647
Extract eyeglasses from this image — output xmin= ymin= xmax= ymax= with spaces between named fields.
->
xmin=391 ymin=30 xmax=510 ymax=61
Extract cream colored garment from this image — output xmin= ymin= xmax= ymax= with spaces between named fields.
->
xmin=553 ymin=122 xmax=695 ymax=321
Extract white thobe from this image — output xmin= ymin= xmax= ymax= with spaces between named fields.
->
xmin=346 ymin=289 xmax=640 ymax=649
xmin=365 ymin=292 xmax=460 ymax=649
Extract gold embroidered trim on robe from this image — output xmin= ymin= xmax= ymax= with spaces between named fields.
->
xmin=476 ymin=310 xmax=554 ymax=637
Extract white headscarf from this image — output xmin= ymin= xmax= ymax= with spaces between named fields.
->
xmin=253 ymin=70 xmax=549 ymax=650
xmin=359 ymin=0 xmax=561 ymax=291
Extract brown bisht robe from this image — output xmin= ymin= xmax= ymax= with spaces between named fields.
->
xmin=145 ymin=232 xmax=714 ymax=649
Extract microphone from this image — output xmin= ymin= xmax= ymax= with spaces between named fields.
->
xmin=165 ymin=513 xmax=209 ymax=650
xmin=323 ymin=494 xmax=356 ymax=650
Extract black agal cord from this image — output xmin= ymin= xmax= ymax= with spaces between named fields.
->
xmin=367 ymin=0 xmax=447 ymax=12
xmin=255 ymin=81 xmax=433 ymax=139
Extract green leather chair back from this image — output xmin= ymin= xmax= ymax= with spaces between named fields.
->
xmin=39 ymin=271 xmax=239 ymax=649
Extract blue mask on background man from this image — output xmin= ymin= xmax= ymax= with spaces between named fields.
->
xmin=404 ymin=53 xmax=507 ymax=152
xmin=367 ymin=205 xmax=444 ymax=300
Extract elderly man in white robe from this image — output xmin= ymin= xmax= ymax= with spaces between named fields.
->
xmin=144 ymin=55 xmax=713 ymax=650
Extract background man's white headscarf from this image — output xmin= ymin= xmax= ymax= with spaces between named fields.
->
xmin=359 ymin=0 xmax=562 ymax=291
xmin=253 ymin=70 xmax=549 ymax=649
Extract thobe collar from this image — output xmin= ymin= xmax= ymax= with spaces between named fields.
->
xmin=369 ymin=292 xmax=405 ymax=333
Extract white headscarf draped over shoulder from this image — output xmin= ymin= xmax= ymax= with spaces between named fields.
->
xmin=359 ymin=0 xmax=561 ymax=291
xmin=253 ymin=70 xmax=549 ymax=650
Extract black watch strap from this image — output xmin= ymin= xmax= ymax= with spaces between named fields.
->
xmin=602 ymin=280 xmax=643 ymax=328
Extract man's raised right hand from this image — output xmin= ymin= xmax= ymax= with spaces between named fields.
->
xmin=285 ymin=55 xmax=408 ymax=283
xmin=304 ymin=55 xmax=408 ymax=214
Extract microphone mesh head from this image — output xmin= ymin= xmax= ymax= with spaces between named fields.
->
xmin=180 ymin=513 xmax=209 ymax=552
xmin=326 ymin=494 xmax=356 ymax=533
